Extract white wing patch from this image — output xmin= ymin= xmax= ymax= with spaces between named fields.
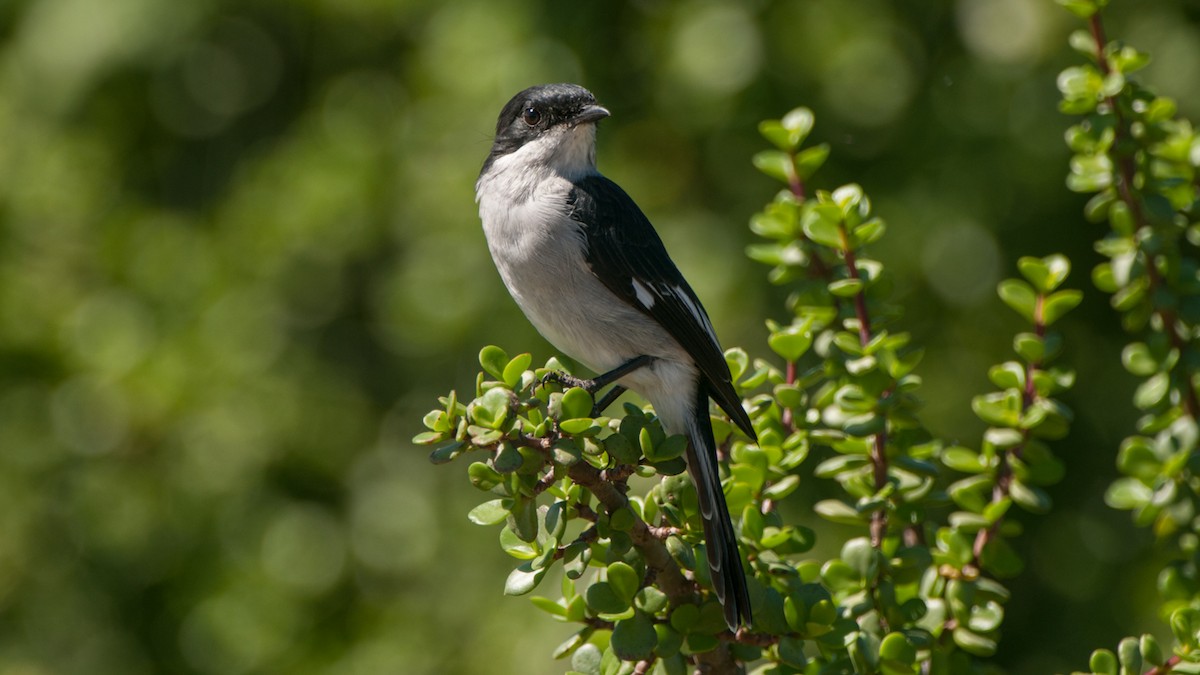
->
xmin=670 ymin=283 xmax=719 ymax=346
xmin=632 ymin=279 xmax=656 ymax=309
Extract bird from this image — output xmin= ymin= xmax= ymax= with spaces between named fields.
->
xmin=474 ymin=83 xmax=755 ymax=631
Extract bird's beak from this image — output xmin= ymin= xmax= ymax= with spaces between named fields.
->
xmin=573 ymin=104 xmax=610 ymax=126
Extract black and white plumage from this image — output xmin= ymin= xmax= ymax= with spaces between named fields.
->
xmin=475 ymin=83 xmax=754 ymax=630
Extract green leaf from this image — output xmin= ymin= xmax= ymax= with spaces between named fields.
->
xmin=950 ymin=511 xmax=990 ymax=530
xmin=950 ymin=475 xmax=988 ymax=511
xmin=879 ymin=632 xmax=917 ymax=664
xmin=759 ymin=108 xmax=814 ymax=152
xmin=505 ymin=561 xmax=547 ymax=595
xmin=760 ymin=526 xmax=792 ymax=549
xmin=468 ymin=461 xmax=504 ymax=491
xmin=552 ymin=631 xmax=586 ymax=660
xmin=1100 ymin=72 xmax=1125 ymax=97
xmin=1171 ymin=607 xmax=1200 ymax=650
xmin=636 ymin=587 xmax=668 ymax=615
xmin=779 ymin=635 xmax=808 ymax=667
xmin=968 ymin=601 xmax=1005 ymax=633
xmin=815 ymin=500 xmax=866 ymax=525
xmin=572 ymin=643 xmax=603 ymax=675
xmin=1013 ymin=333 xmax=1045 ymax=363
xmin=828 ymin=278 xmax=864 ymax=298
xmin=781 ymin=107 xmax=815 ymax=144
xmin=988 ymin=362 xmax=1025 ymax=390
xmin=503 ymin=353 xmax=532 ymax=388
xmin=1022 ymin=442 xmax=1066 ymax=486
xmin=1010 ymin=479 xmax=1051 ymax=514
xmin=480 ymin=345 xmax=509 ymax=380
xmin=783 ymin=595 xmax=804 ymax=632
xmin=1089 ymin=649 xmax=1119 ymax=675
xmin=821 ymin=559 xmax=861 ymax=593
xmin=609 ymin=505 xmax=636 ymax=532
xmin=669 ymin=604 xmax=699 ymax=633
xmin=611 ymin=612 xmax=657 ymax=661
xmin=560 ymin=418 xmax=597 ymax=435
xmin=429 ymin=440 xmax=466 ymax=464
xmin=1055 ymin=0 xmax=1100 ymax=19
xmin=1068 ymin=29 xmax=1099 ymax=59
xmin=1018 ymin=255 xmax=1071 ymax=293
xmin=546 ymin=500 xmax=568 ymax=541
xmin=560 ymin=387 xmax=594 ymax=420
xmin=1057 ymin=65 xmax=1103 ymax=100
xmin=1105 ymin=477 xmax=1152 ymax=510
xmin=750 ymin=204 xmax=798 ymax=239
xmin=768 ymin=325 xmax=813 ymax=362
xmin=472 ymin=387 xmax=512 ymax=429
xmin=763 ymin=474 xmax=801 ymax=500
xmin=726 ymin=348 xmax=750 ymax=383
xmin=758 ymin=120 xmax=793 ymax=152
xmin=647 ymin=434 xmax=687 ymax=463
xmin=795 ymin=143 xmax=831 ymax=181
xmin=852 ymin=218 xmax=886 ymax=247
xmin=941 ymin=446 xmax=987 ymax=474
xmin=1142 ymin=634 xmax=1165 ymax=667
xmin=801 ymin=204 xmax=844 ymax=248
xmin=842 ymin=537 xmax=878 ymax=580
xmin=412 ymin=430 xmax=443 ymax=445
xmin=1118 ymin=636 xmax=1142 ymax=674
xmin=997 ymin=279 xmax=1038 ymax=323
xmin=585 ymin=582 xmax=630 ymax=614
xmin=952 ymin=627 xmax=997 ymax=657
xmin=1133 ymin=372 xmax=1169 ymax=410
xmin=843 ymin=413 xmax=884 ymax=437
xmin=604 ymin=432 xmax=640 ymax=465
xmin=530 ymin=595 xmax=567 ymax=618
xmin=494 ymin=442 xmax=524 ymax=473
xmin=832 ymin=184 xmax=864 ymax=215
xmin=753 ymin=150 xmax=795 ymax=184
xmin=741 ymin=504 xmax=765 ymax=543
xmin=507 ymin=496 xmax=539 ymax=542
xmin=1122 ymin=343 xmax=1158 ymax=376
xmin=1042 ymin=290 xmax=1082 ymax=326
xmin=607 ymin=562 xmax=641 ymax=605
xmin=972 ymin=391 xmax=1021 ymax=428
xmin=468 ymin=499 xmax=510 ymax=525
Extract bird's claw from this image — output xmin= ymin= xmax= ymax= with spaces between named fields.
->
xmin=539 ymin=370 xmax=598 ymax=393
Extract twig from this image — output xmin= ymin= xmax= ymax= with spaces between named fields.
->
xmin=1088 ymin=12 xmax=1200 ymax=419
xmin=1145 ymin=655 xmax=1182 ymax=675
xmin=838 ymin=222 xmax=889 ymax=548
xmin=972 ymin=296 xmax=1044 ymax=565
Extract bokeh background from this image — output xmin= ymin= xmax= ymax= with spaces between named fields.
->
xmin=2 ymin=0 xmax=1200 ymax=673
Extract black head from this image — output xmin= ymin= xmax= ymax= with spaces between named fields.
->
xmin=485 ymin=83 xmax=610 ymax=162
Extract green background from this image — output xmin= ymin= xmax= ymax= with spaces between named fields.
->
xmin=1 ymin=0 xmax=1198 ymax=672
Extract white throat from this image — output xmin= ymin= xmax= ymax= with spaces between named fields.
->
xmin=476 ymin=124 xmax=599 ymax=203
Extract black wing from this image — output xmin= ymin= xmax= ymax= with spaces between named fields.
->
xmin=567 ymin=175 xmax=756 ymax=440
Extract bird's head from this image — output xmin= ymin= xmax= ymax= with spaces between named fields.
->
xmin=483 ymin=83 xmax=610 ymax=179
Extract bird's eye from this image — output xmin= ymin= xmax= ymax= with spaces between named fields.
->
xmin=521 ymin=107 xmax=541 ymax=126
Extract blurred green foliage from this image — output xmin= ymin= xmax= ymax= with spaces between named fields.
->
xmin=1 ymin=0 xmax=1199 ymax=673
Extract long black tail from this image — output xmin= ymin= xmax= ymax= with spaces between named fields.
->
xmin=684 ymin=385 xmax=752 ymax=631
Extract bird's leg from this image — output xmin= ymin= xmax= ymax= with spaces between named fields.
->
xmin=541 ymin=355 xmax=655 ymax=416
xmin=591 ymin=385 xmax=627 ymax=416
xmin=589 ymin=355 xmax=655 ymax=390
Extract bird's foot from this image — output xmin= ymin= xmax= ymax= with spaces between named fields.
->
xmin=540 ymin=355 xmax=655 ymax=417
xmin=539 ymin=370 xmax=597 ymax=392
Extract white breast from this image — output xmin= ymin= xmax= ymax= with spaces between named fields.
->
xmin=475 ymin=125 xmax=696 ymax=414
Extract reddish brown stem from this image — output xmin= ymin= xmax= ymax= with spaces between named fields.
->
xmin=1089 ymin=12 xmax=1200 ymax=420
xmin=839 ymin=223 xmax=888 ymax=547
xmin=1145 ymin=655 xmax=1182 ymax=675
xmin=972 ymin=297 xmax=1044 ymax=564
